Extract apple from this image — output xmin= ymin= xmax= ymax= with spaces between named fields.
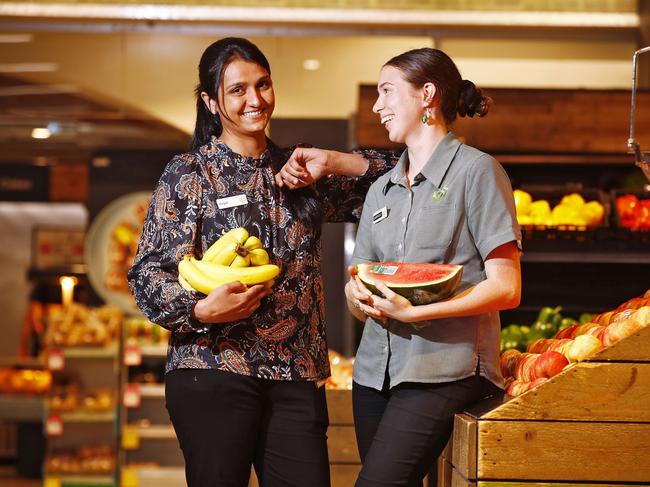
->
xmin=594 ymin=311 xmax=615 ymax=326
xmin=555 ymin=324 xmax=579 ymax=340
xmin=632 ymin=306 xmax=650 ymax=327
xmin=534 ymin=350 xmax=570 ymax=378
xmin=515 ymin=353 xmax=540 ymax=382
xmin=610 ymin=308 xmax=637 ymax=324
xmin=602 ymin=318 xmax=644 ymax=347
xmin=500 ymin=349 xmax=522 ymax=379
xmin=527 ymin=338 xmax=555 ymax=354
xmin=566 ymin=334 xmax=603 ymax=362
xmin=547 ymin=338 xmax=573 ymax=356
xmin=506 ymin=379 xmax=530 ymax=397
xmin=527 ymin=377 xmax=548 ymax=391
xmin=571 ymin=322 xmax=601 ymax=338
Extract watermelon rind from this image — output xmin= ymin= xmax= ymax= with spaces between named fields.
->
xmin=356 ymin=262 xmax=463 ymax=305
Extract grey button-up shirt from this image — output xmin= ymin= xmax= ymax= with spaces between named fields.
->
xmin=351 ymin=132 xmax=521 ymax=390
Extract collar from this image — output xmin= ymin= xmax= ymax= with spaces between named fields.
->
xmin=210 ymin=136 xmax=273 ymax=169
xmin=383 ymin=132 xmax=461 ymax=195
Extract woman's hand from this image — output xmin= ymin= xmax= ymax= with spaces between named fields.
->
xmin=192 ymin=281 xmax=272 ymax=324
xmin=344 ymin=266 xmax=385 ymax=321
xmin=368 ymin=281 xmax=415 ymax=323
xmin=275 ymin=148 xmax=331 ymax=189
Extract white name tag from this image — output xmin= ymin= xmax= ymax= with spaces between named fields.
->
xmin=372 ymin=206 xmax=388 ymax=224
xmin=217 ymin=194 xmax=248 ymax=209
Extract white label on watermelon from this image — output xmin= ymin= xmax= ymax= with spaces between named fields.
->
xmin=370 ymin=265 xmax=398 ymax=275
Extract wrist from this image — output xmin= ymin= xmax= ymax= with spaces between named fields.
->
xmin=192 ymin=300 xmax=206 ymax=323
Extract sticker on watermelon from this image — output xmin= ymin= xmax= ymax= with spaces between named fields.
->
xmin=356 ymin=262 xmax=463 ymax=305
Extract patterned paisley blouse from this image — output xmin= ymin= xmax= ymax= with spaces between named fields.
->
xmin=128 ymin=137 xmax=393 ymax=381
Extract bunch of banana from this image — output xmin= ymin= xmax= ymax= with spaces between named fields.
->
xmin=178 ymin=227 xmax=279 ymax=294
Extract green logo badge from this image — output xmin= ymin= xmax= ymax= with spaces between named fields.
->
xmin=432 ymin=186 xmax=448 ymax=201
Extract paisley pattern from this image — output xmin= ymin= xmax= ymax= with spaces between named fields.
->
xmin=128 ymin=137 xmax=394 ymax=381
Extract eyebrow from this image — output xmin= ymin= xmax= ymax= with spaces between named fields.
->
xmin=224 ymin=75 xmax=271 ymax=91
xmin=377 ymin=81 xmax=393 ymax=90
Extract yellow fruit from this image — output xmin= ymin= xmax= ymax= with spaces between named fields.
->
xmin=211 ymin=241 xmax=241 ymax=266
xmin=178 ymin=274 xmax=196 ymax=293
xmin=249 ymin=248 xmax=270 ymax=266
xmin=243 ymin=236 xmax=263 ymax=251
xmin=580 ymin=200 xmax=604 ymax=226
xmin=231 ymin=254 xmax=251 ymax=267
xmin=517 ymin=215 xmax=533 ymax=225
xmin=513 ymin=190 xmax=532 ymax=216
xmin=529 ymin=200 xmax=551 ymax=219
xmin=560 ymin=193 xmax=585 ymax=209
xmin=203 ymin=227 xmax=249 ymax=261
xmin=551 ymin=204 xmax=580 ymax=226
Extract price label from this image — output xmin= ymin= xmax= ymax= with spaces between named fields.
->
xmin=124 ymin=344 xmax=142 ymax=367
xmin=123 ymin=384 xmax=142 ymax=408
xmin=47 ymin=348 xmax=65 ymax=371
xmin=122 ymin=426 xmax=140 ymax=450
xmin=121 ymin=465 xmax=139 ymax=487
xmin=44 ymin=477 xmax=61 ymax=487
xmin=45 ymin=414 xmax=63 ymax=436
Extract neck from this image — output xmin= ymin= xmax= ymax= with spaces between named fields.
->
xmin=219 ymin=130 xmax=267 ymax=158
xmin=405 ymin=123 xmax=448 ymax=183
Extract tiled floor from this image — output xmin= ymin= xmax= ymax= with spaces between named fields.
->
xmin=0 ymin=466 xmax=40 ymax=487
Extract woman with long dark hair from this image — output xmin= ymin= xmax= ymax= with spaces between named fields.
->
xmin=344 ymin=48 xmax=522 ymax=486
xmin=128 ymin=37 xmax=394 ymax=487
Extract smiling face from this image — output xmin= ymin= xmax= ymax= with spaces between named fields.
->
xmin=203 ymin=58 xmax=275 ymax=147
xmin=372 ymin=65 xmax=427 ymax=145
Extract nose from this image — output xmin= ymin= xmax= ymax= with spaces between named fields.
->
xmin=372 ymin=95 xmax=383 ymax=114
xmin=248 ymin=88 xmax=263 ymax=106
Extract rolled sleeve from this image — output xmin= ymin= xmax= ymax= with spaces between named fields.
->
xmin=466 ymin=155 xmax=521 ymax=260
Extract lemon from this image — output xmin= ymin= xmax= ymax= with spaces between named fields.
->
xmin=580 ymin=200 xmax=604 ymax=226
xmin=513 ymin=190 xmax=532 ymax=216
xmin=551 ymin=204 xmax=580 ymax=226
xmin=560 ymin=193 xmax=585 ymax=209
xmin=517 ymin=215 xmax=533 ymax=225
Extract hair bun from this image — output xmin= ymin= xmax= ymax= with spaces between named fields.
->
xmin=458 ymin=79 xmax=491 ymax=118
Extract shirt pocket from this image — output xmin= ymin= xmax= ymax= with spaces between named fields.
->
xmin=413 ymin=203 xmax=456 ymax=250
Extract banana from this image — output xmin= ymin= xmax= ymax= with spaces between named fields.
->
xmin=249 ymin=248 xmax=270 ymax=266
xmin=243 ymin=236 xmax=263 ymax=252
xmin=178 ymin=274 xmax=196 ymax=293
xmin=179 ymin=256 xmax=280 ymax=294
xmin=231 ymin=254 xmax=250 ymax=267
xmin=211 ymin=241 xmax=240 ymax=266
xmin=203 ymin=227 xmax=249 ymax=261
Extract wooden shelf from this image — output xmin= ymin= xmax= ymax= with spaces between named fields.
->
xmin=59 ymin=411 xmax=116 ymax=423
xmin=54 ymin=345 xmax=118 ymax=359
xmin=0 ymin=395 xmax=44 ymax=421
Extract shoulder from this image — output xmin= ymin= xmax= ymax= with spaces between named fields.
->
xmin=457 ymin=144 xmax=497 ymax=169
xmin=367 ymin=169 xmax=393 ymax=199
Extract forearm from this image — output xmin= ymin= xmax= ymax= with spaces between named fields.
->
xmin=327 ymin=151 xmax=369 ymax=177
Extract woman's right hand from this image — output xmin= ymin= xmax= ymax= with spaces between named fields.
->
xmin=345 ymin=266 xmax=385 ymax=321
xmin=192 ymin=281 xmax=272 ymax=324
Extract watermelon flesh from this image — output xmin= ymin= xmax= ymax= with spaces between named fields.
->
xmin=356 ymin=262 xmax=463 ymax=305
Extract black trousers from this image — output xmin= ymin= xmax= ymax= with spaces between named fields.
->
xmin=352 ymin=374 xmax=501 ymax=487
xmin=165 ymin=368 xmax=330 ymax=487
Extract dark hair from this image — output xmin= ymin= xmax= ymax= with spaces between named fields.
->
xmin=190 ymin=37 xmax=271 ymax=151
xmin=384 ymin=48 xmax=491 ymax=125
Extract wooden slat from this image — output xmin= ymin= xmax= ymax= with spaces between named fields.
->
xmin=326 ymin=389 xmax=354 ymax=425
xmin=451 ymin=414 xmax=477 ymax=481
xmin=437 ymin=458 xmax=454 ymax=487
xmin=588 ymin=325 xmax=650 ymax=362
xmin=356 ymin=86 xmax=650 ymax=154
xmin=439 ymin=436 xmax=452 ymax=461
xmin=451 ymin=467 xmax=476 ymax=487
xmin=328 ymin=425 xmax=360 ymax=463
xmin=477 ymin=421 xmax=650 ymax=482
xmin=481 ymin=362 xmax=650 ymax=422
xmin=331 ymin=464 xmax=361 ymax=487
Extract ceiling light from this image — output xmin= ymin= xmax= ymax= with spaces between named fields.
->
xmin=303 ymin=59 xmax=320 ymax=71
xmin=31 ymin=127 xmax=51 ymax=139
xmin=0 ymin=63 xmax=58 ymax=73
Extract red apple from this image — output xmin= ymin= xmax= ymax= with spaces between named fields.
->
xmin=566 ymin=334 xmax=603 ymax=362
xmin=527 ymin=338 xmax=554 ymax=354
xmin=555 ymin=324 xmax=579 ymax=340
xmin=534 ymin=350 xmax=570 ymax=378
xmin=527 ymin=377 xmax=548 ymax=391
xmin=602 ymin=318 xmax=644 ymax=347
xmin=547 ymin=338 xmax=573 ymax=356
xmin=500 ymin=349 xmax=522 ymax=379
xmin=515 ymin=353 xmax=540 ymax=382
xmin=593 ymin=311 xmax=615 ymax=326
xmin=506 ymin=379 xmax=530 ymax=397
xmin=632 ymin=306 xmax=650 ymax=327
xmin=610 ymin=308 xmax=637 ymax=324
xmin=571 ymin=322 xmax=601 ymax=338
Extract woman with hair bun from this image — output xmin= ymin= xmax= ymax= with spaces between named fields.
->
xmin=343 ymin=48 xmax=522 ymax=486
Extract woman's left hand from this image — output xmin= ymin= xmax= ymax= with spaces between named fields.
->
xmin=370 ymin=281 xmax=415 ymax=323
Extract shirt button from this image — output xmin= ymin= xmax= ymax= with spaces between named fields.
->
xmin=383 ymin=346 xmax=388 ymax=352
xmin=398 ymin=244 xmax=402 ymax=249
xmin=401 ymin=218 xmax=406 ymax=223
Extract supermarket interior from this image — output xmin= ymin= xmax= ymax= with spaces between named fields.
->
xmin=1 ymin=1 xmax=650 ymax=486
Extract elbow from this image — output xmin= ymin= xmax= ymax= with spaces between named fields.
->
xmin=502 ymin=286 xmax=521 ymax=310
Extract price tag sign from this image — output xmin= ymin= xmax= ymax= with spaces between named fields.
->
xmin=44 ymin=477 xmax=61 ymax=487
xmin=45 ymin=414 xmax=63 ymax=436
xmin=123 ymin=384 xmax=142 ymax=408
xmin=124 ymin=344 xmax=142 ymax=367
xmin=121 ymin=466 xmax=139 ymax=487
xmin=47 ymin=348 xmax=65 ymax=371
xmin=122 ymin=426 xmax=140 ymax=450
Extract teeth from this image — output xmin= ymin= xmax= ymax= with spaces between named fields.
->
xmin=244 ymin=110 xmax=263 ymax=117
xmin=381 ymin=115 xmax=394 ymax=125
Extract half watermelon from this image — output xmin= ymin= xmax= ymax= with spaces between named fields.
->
xmin=356 ymin=262 xmax=463 ymax=305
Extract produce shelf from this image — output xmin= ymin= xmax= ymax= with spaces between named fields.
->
xmin=123 ymin=465 xmax=185 ymax=487
xmin=130 ymin=383 xmax=165 ymax=398
xmin=138 ymin=344 xmax=167 ymax=358
xmin=444 ymin=326 xmax=650 ymax=486
xmin=44 ymin=473 xmax=114 ymax=486
xmin=59 ymin=411 xmax=116 ymax=423
xmin=522 ymin=251 xmax=650 ymax=264
xmin=55 ymin=345 xmax=119 ymax=359
xmin=130 ymin=424 xmax=175 ymax=440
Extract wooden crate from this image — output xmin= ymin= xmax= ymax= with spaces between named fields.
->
xmin=444 ymin=326 xmax=650 ymax=487
xmin=327 ymin=389 xmax=361 ymax=487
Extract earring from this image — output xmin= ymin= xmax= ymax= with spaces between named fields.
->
xmin=421 ymin=107 xmax=431 ymax=125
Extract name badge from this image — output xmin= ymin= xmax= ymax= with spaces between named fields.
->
xmin=217 ymin=194 xmax=248 ymax=209
xmin=372 ymin=206 xmax=388 ymax=224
